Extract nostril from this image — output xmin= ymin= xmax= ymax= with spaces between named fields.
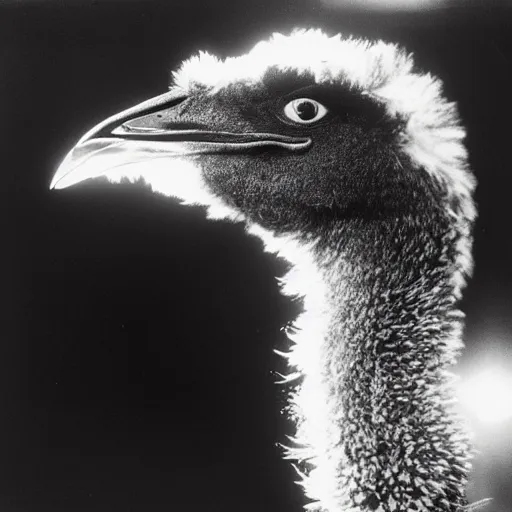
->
xmin=111 ymin=119 xmax=210 ymax=137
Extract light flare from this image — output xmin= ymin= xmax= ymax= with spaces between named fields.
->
xmin=458 ymin=367 xmax=512 ymax=425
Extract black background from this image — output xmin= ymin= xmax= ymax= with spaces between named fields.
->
xmin=2 ymin=1 xmax=512 ymax=511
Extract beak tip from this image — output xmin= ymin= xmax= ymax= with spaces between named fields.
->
xmin=50 ymin=167 xmax=76 ymax=190
xmin=50 ymin=176 xmax=76 ymax=191
xmin=49 ymin=171 xmax=66 ymax=190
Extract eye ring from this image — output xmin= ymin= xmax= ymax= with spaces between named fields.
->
xmin=283 ymin=98 xmax=328 ymax=124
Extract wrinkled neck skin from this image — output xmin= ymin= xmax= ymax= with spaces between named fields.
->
xmin=252 ymin=211 xmax=473 ymax=512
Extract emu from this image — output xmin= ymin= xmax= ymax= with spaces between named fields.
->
xmin=51 ymin=29 xmax=480 ymax=512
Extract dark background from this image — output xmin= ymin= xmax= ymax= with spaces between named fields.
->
xmin=2 ymin=0 xmax=512 ymax=511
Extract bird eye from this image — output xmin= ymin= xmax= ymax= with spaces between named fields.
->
xmin=283 ymin=98 xmax=328 ymax=124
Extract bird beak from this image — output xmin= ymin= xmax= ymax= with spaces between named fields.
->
xmin=50 ymin=89 xmax=311 ymax=190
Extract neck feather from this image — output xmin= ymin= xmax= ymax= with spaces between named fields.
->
xmin=248 ymin=214 xmax=473 ymax=512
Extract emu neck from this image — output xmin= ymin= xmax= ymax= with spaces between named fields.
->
xmin=285 ymin=215 xmax=472 ymax=512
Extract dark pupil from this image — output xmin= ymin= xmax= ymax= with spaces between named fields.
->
xmin=295 ymin=100 xmax=317 ymax=120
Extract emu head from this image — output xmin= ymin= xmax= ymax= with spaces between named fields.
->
xmin=51 ymin=30 xmax=474 ymax=270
